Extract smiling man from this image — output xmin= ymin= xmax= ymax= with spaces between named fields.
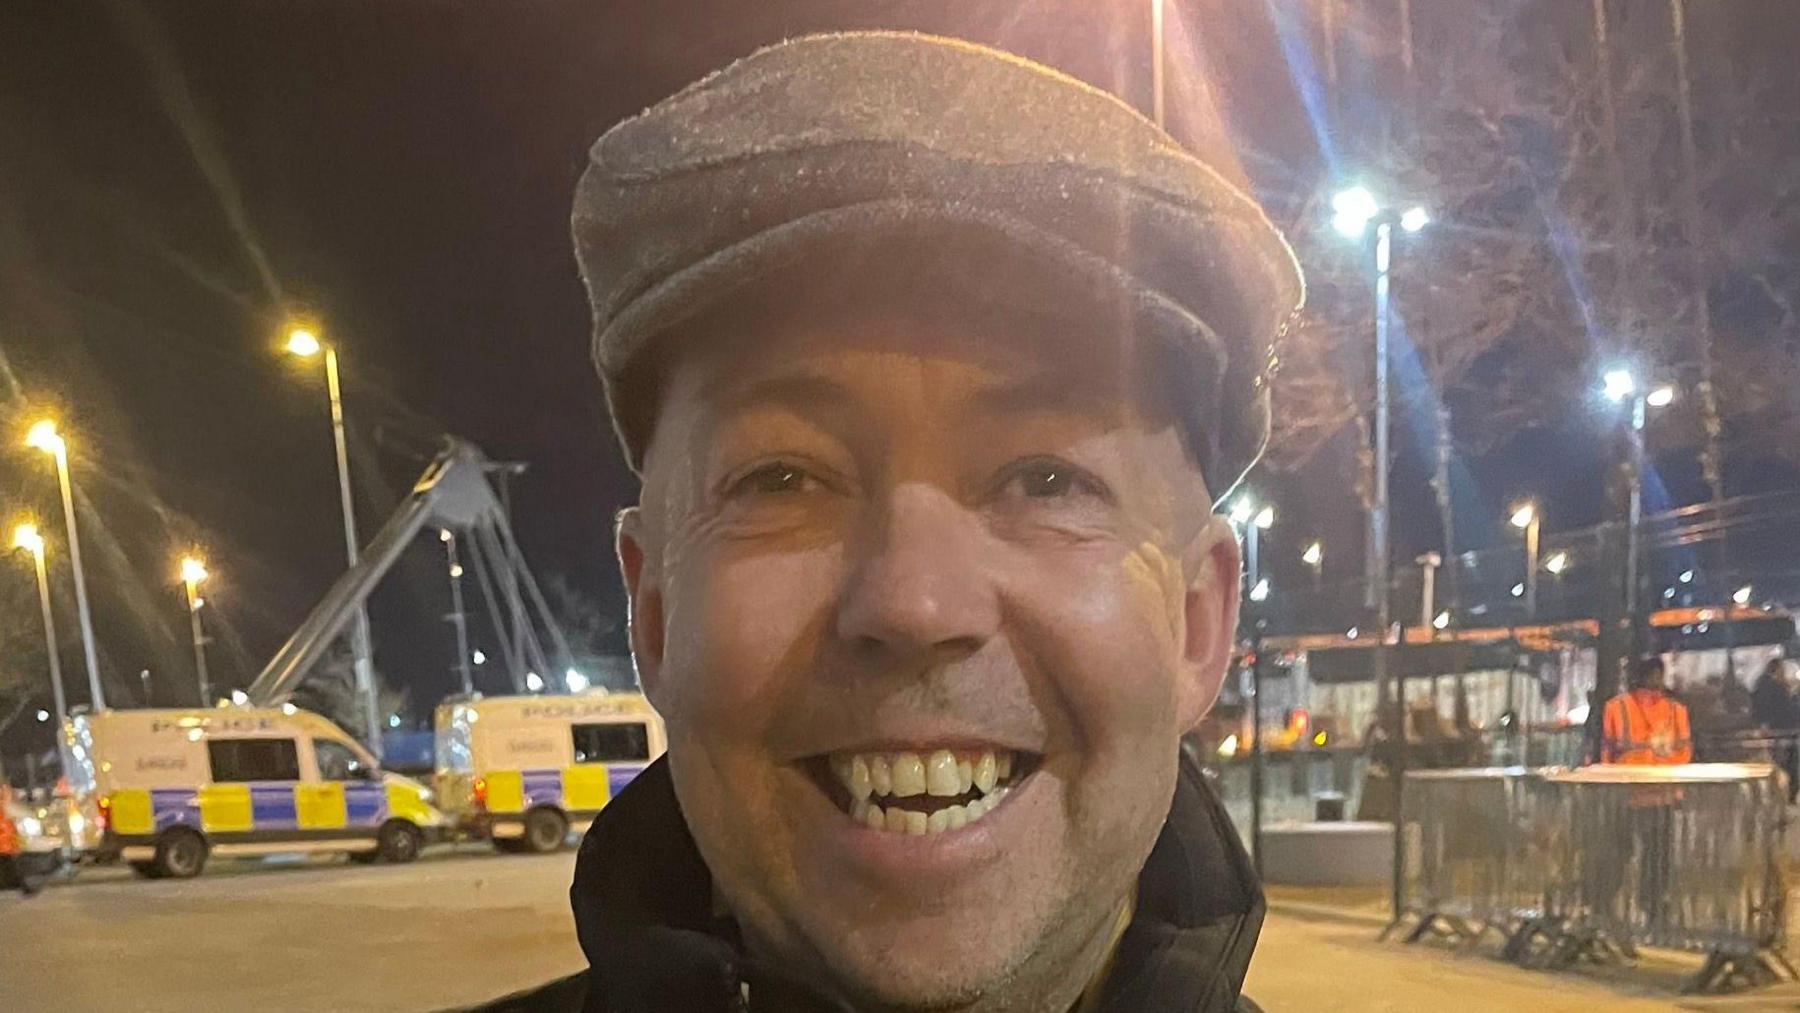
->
xmin=510 ymin=30 xmax=1302 ymax=1013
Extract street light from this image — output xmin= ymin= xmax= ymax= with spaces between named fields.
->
xmin=25 ymin=420 xmax=104 ymax=710
xmin=12 ymin=522 xmax=73 ymax=774
xmin=1510 ymin=502 xmax=1541 ymax=619
xmin=179 ymin=556 xmax=212 ymax=706
xmin=439 ymin=529 xmax=474 ymax=696
xmin=1333 ymin=186 xmax=1430 ymax=922
xmin=1601 ymin=367 xmax=1676 ymax=666
xmin=1302 ymin=540 xmax=1323 ymax=590
xmin=1733 ymin=584 xmax=1753 ymax=606
xmin=286 ymin=326 xmax=380 ymax=752
xmin=1544 ymin=551 xmax=1570 ymax=576
xmin=1229 ymin=497 xmax=1274 ymax=604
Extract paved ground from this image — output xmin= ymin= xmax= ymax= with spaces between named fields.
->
xmin=1250 ymin=891 xmax=1800 ymax=1012
xmin=4 ymin=848 xmax=1800 ymax=1011
xmin=0 ymin=845 xmax=587 ymax=1012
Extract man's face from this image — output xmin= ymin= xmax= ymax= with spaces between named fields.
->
xmin=618 ymin=302 xmax=1240 ymax=1010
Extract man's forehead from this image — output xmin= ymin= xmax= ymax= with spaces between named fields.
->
xmin=674 ymin=309 xmax=1174 ymax=428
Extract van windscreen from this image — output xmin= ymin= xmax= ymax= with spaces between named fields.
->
xmin=571 ymin=722 xmax=650 ymax=764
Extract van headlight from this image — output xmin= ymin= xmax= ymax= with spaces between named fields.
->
xmin=15 ymin=816 xmax=43 ymax=838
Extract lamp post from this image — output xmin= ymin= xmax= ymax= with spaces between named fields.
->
xmin=1333 ymin=187 xmax=1428 ymax=928
xmin=1150 ymin=0 xmax=1165 ymax=129
xmin=179 ymin=557 xmax=212 ymax=705
xmin=1229 ymin=496 xmax=1274 ymax=878
xmin=286 ymin=328 xmax=381 ymax=752
xmin=440 ymin=529 xmax=475 ymax=696
xmin=1510 ymin=502 xmax=1541 ymax=620
xmin=12 ymin=523 xmax=73 ymax=775
xmin=1301 ymin=540 xmax=1323 ymax=591
xmin=1602 ymin=368 xmax=1675 ymax=666
xmin=25 ymin=421 xmax=104 ymax=710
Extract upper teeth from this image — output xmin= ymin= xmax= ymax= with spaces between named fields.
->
xmin=831 ymin=748 xmax=1019 ymax=836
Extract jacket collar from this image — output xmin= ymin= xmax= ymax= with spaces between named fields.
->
xmin=571 ymin=754 xmax=1261 ymax=1012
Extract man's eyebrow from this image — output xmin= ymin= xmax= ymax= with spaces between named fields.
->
xmin=699 ymin=371 xmax=857 ymax=418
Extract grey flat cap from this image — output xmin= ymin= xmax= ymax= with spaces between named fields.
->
xmin=573 ymin=31 xmax=1303 ymax=502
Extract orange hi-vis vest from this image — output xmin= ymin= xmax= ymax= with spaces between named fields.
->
xmin=1602 ymin=688 xmax=1693 ymax=765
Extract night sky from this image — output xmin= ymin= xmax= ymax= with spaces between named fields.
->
xmin=0 ymin=1 xmax=1186 ymax=721
xmin=0 ymin=1 xmax=1793 ymax=732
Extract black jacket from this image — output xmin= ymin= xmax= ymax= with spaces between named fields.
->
xmin=478 ymin=753 xmax=1262 ymax=1012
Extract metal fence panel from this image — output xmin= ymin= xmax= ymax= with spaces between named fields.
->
xmin=1400 ymin=763 xmax=1792 ymax=991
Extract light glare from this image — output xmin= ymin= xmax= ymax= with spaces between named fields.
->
xmin=1734 ymin=585 xmax=1753 ymax=605
xmin=1646 ymin=385 xmax=1676 ymax=408
xmin=1253 ymin=506 xmax=1275 ymax=530
xmin=24 ymin=419 xmax=62 ymax=454
xmin=285 ymin=328 xmax=322 ymax=358
xmin=1602 ymin=368 xmax=1636 ymax=403
xmin=1509 ymin=503 xmax=1536 ymax=529
xmin=1399 ymin=206 xmax=1430 ymax=233
xmin=1302 ymin=541 xmax=1323 ymax=567
xmin=11 ymin=523 xmax=43 ymax=555
xmin=1544 ymin=551 xmax=1570 ymax=575
xmin=180 ymin=557 xmax=209 ymax=586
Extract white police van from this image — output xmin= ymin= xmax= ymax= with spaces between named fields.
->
xmin=68 ymin=706 xmax=446 ymax=878
xmin=434 ymin=691 xmax=664 ymax=853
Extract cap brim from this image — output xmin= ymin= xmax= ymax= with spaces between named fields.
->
xmin=596 ymin=197 xmax=1251 ymax=501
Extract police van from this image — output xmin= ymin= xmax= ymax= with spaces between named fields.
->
xmin=67 ymin=706 xmax=447 ymax=879
xmin=433 ymin=691 xmax=664 ymax=853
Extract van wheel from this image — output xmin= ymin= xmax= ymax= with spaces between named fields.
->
xmin=377 ymin=821 xmax=423 ymax=864
xmin=522 ymin=808 xmax=567 ymax=854
xmin=128 ymin=860 xmax=162 ymax=879
xmin=154 ymin=829 xmax=208 ymax=879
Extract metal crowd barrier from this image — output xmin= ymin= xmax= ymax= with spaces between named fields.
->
xmin=1399 ymin=763 xmax=1795 ymax=993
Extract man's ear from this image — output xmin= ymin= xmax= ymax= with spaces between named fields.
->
xmin=616 ymin=507 xmax=666 ymax=696
xmin=1176 ymin=515 xmax=1241 ymax=732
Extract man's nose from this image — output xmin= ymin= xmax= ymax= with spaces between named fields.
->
xmin=835 ymin=483 xmax=1000 ymax=666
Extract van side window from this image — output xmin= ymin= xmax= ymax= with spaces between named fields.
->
xmin=313 ymin=739 xmax=370 ymax=781
xmin=208 ymin=738 xmax=301 ymax=782
xmin=571 ymin=722 xmax=650 ymax=764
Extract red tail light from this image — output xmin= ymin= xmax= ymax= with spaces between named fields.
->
xmin=96 ymin=794 xmax=112 ymax=833
xmin=472 ymin=778 xmax=487 ymax=811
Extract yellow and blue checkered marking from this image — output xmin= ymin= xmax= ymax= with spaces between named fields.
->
xmin=485 ymin=764 xmax=648 ymax=815
xmin=119 ymin=781 xmax=396 ymax=837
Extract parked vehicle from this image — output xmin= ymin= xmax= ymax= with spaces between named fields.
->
xmin=0 ymin=785 xmax=66 ymax=894
xmin=66 ymin=706 xmax=446 ymax=879
xmin=434 ymin=691 xmax=664 ymax=853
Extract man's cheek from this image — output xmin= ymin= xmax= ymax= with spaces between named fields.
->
xmin=664 ymin=541 xmax=840 ymax=720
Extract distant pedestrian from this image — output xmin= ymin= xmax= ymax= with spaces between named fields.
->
xmin=1601 ymin=656 xmax=1692 ymax=765
xmin=1751 ymin=658 xmax=1799 ymax=801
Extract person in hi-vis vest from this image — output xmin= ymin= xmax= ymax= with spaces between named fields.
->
xmin=1602 ymin=656 xmax=1693 ymax=765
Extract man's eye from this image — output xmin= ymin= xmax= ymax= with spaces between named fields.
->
xmin=996 ymin=458 xmax=1109 ymax=503
xmin=1012 ymin=464 xmax=1076 ymax=498
xmin=726 ymin=461 xmax=816 ymax=498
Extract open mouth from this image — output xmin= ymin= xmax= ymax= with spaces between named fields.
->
xmin=812 ymin=748 xmax=1038 ymax=837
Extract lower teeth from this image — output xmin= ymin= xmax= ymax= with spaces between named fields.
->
xmin=852 ymin=786 xmax=1011 ymax=837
